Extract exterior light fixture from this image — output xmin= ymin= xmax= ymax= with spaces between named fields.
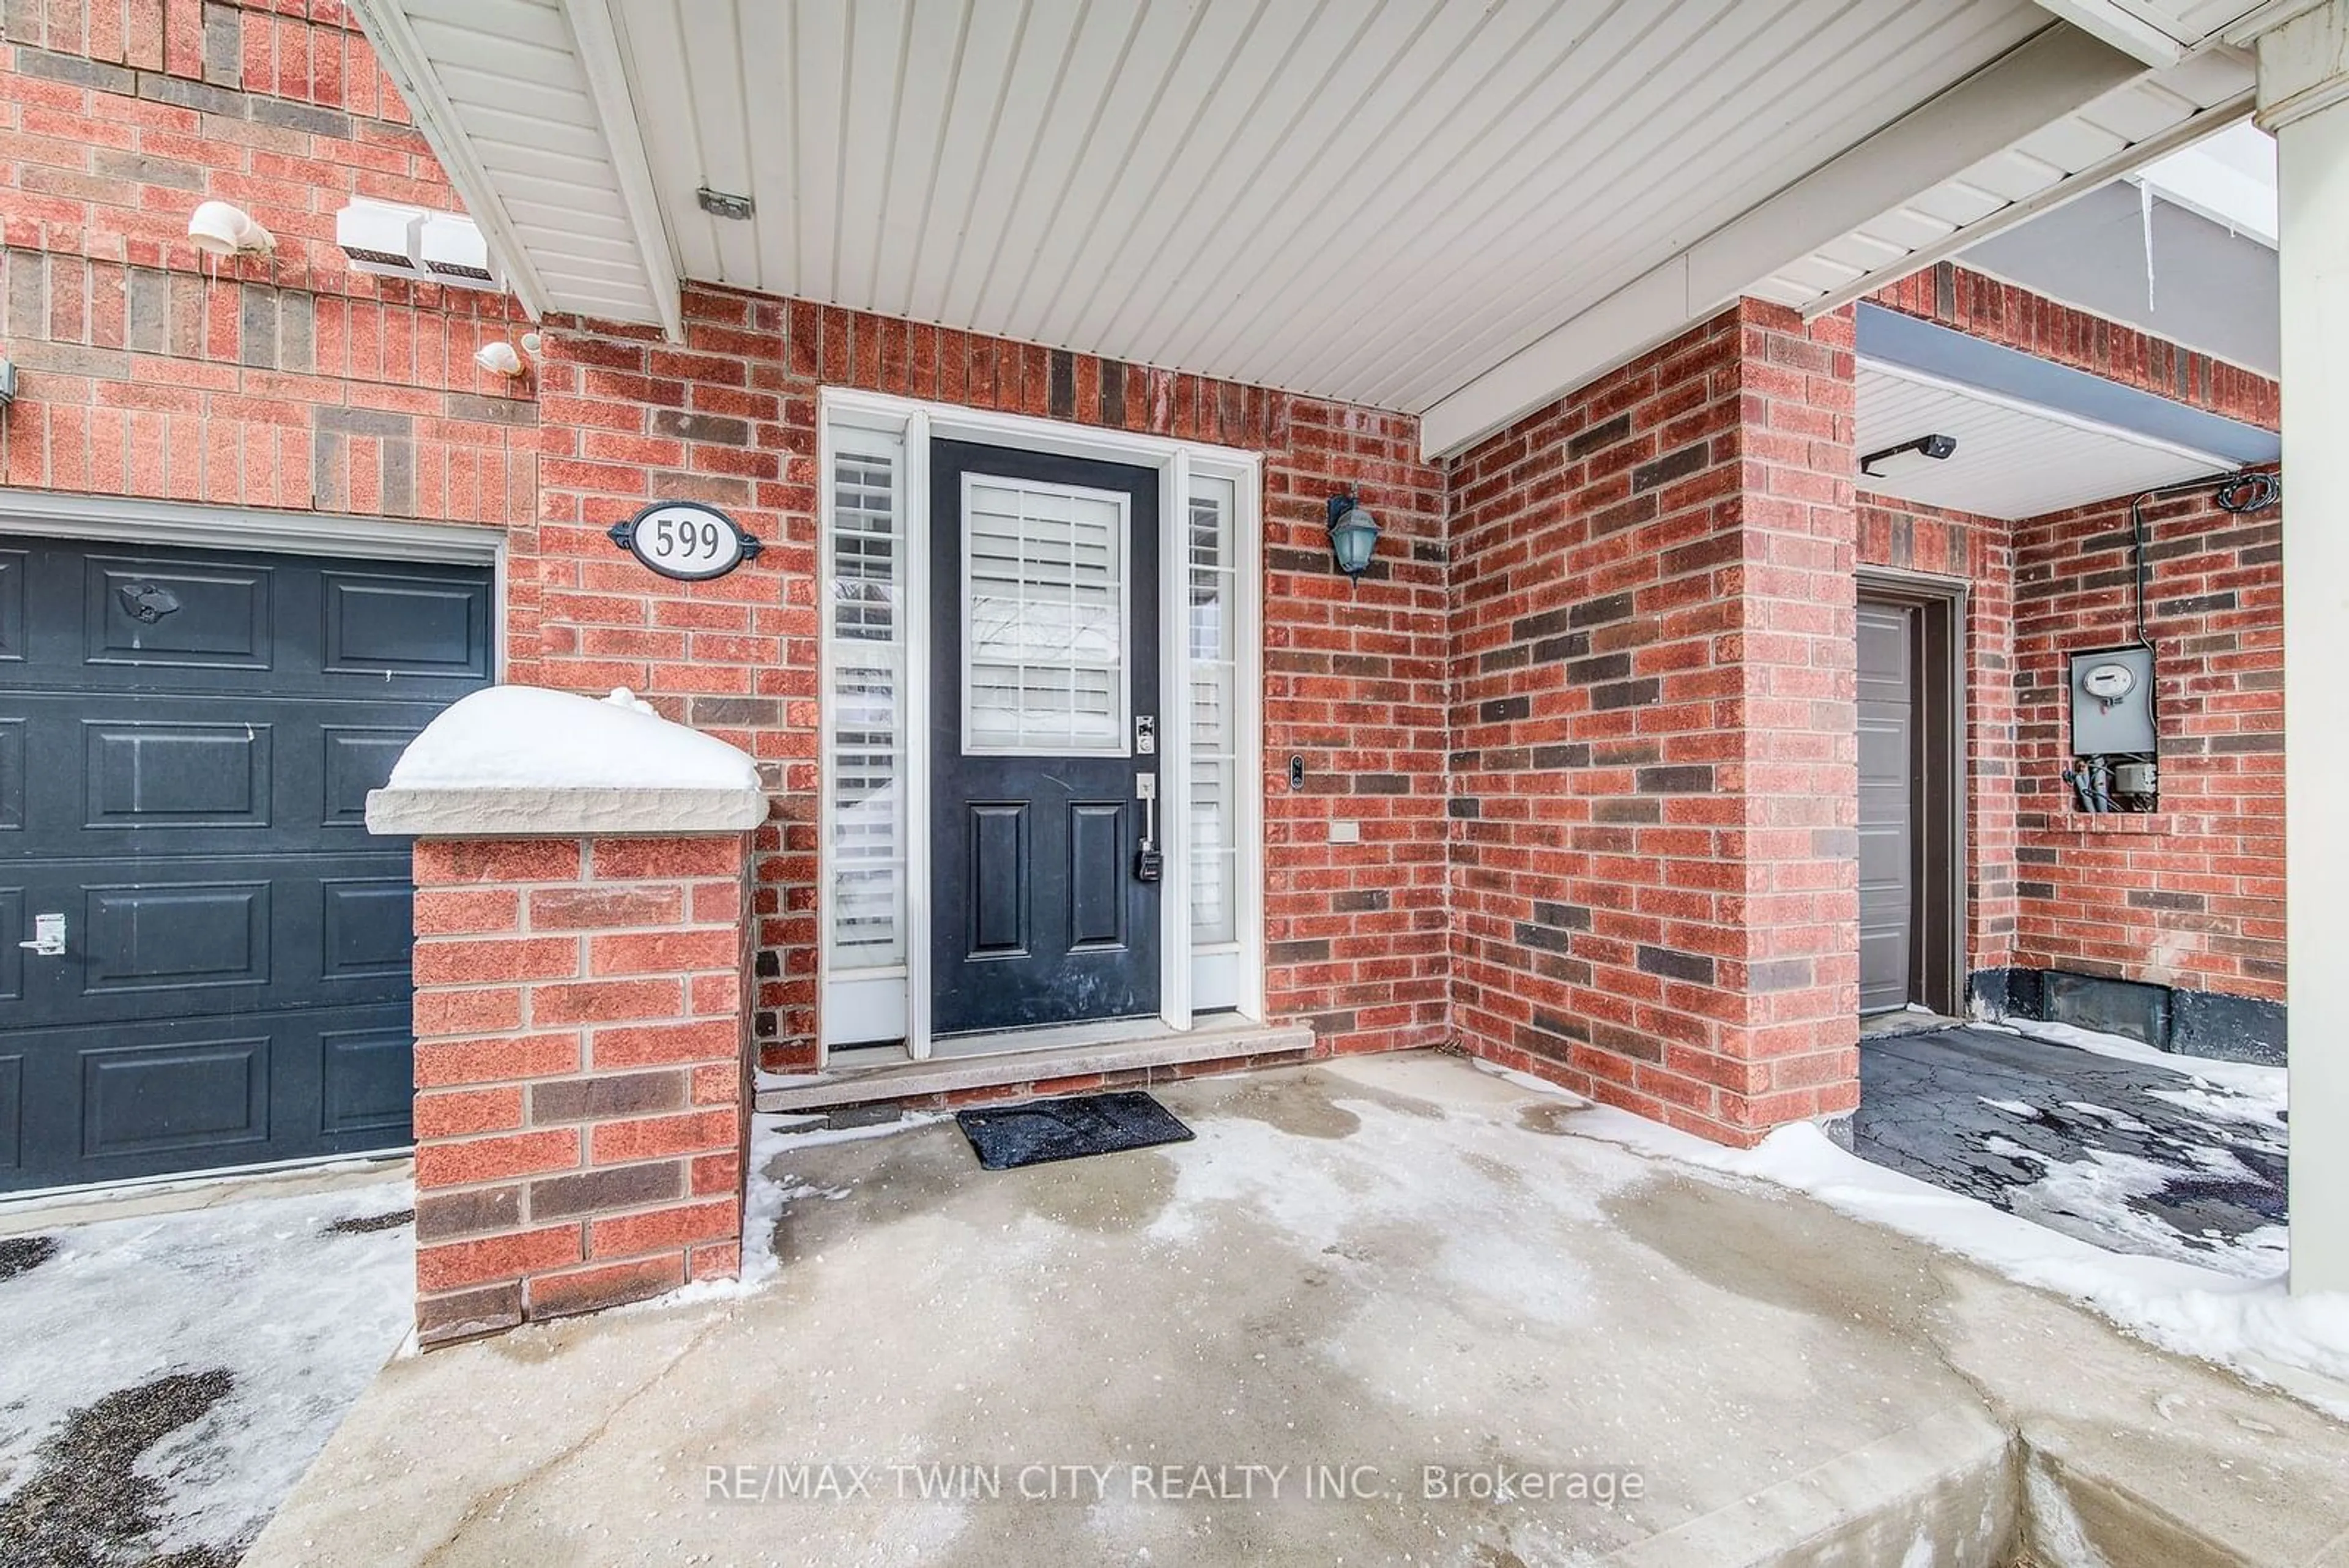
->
xmin=1326 ymin=492 xmax=1380 ymax=580
xmin=473 ymin=333 xmax=543 ymax=378
xmin=187 ymin=200 xmax=274 ymax=258
xmin=1860 ymin=433 xmax=1957 ymax=480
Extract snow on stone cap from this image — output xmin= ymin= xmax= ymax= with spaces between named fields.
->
xmin=366 ymin=686 xmax=768 ymax=837
xmin=390 ymin=686 xmax=761 ymax=792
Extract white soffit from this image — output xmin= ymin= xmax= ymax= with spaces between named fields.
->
xmin=1857 ymin=361 xmax=2233 ymax=519
xmin=349 ymin=0 xmax=679 ymax=333
xmin=607 ymin=0 xmax=2058 ymax=412
xmin=1761 ymin=45 xmax=2257 ymax=314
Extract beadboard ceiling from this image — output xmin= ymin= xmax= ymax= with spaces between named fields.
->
xmin=1856 ymin=362 xmax=2236 ymax=519
xmin=352 ymin=0 xmax=2258 ymax=456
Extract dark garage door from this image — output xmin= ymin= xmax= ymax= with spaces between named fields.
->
xmin=1857 ymin=601 xmax=1917 ymax=1015
xmin=0 ymin=534 xmax=492 ymax=1192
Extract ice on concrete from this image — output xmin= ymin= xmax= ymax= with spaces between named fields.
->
xmin=386 ymin=685 xmax=761 ymax=793
xmin=1494 ymin=1054 xmax=2349 ymax=1418
xmin=0 ymin=1180 xmax=414 ymax=1560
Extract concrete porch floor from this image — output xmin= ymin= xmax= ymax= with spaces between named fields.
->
xmin=245 ymin=1053 xmax=2349 ymax=1567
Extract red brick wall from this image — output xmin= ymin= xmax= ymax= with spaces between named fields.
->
xmin=1853 ymin=481 xmax=2284 ymax=1006
xmin=408 ymin=834 xmax=752 ymax=1346
xmin=1445 ymin=300 xmax=1860 ymax=1144
xmin=2009 ymin=483 xmax=2285 ymax=1000
xmin=525 ymin=289 xmax=1453 ymax=1071
xmin=0 ymin=0 xmax=536 ymax=516
xmin=1870 ymin=262 xmax=2278 ymax=431
xmin=1854 ymin=493 xmax=2018 ymax=972
xmin=3 ymin=10 xmax=1451 ymax=1074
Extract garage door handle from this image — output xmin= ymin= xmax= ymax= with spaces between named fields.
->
xmin=17 ymin=912 xmax=65 ymax=956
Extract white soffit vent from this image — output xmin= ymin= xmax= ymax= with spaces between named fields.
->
xmin=336 ymin=200 xmax=507 ymax=293
xmin=1762 ymin=45 xmax=2258 ymax=315
xmin=335 ymin=199 xmax=426 ymax=275
xmin=421 ymin=213 xmax=497 ymax=283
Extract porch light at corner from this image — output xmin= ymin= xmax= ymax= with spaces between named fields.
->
xmin=1326 ymin=493 xmax=1380 ymax=579
xmin=1860 ymin=433 xmax=1957 ymax=480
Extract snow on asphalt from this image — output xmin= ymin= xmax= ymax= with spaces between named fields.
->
xmin=0 ymin=1180 xmax=414 ymax=1564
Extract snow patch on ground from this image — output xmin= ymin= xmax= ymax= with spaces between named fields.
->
xmin=1997 ymin=1019 xmax=2287 ymax=1102
xmin=1473 ymin=1057 xmax=2348 ymax=1416
xmin=387 ymin=683 xmax=762 ymax=792
xmin=0 ymin=1179 xmax=414 ymax=1559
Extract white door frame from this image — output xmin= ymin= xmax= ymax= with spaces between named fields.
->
xmin=817 ymin=387 xmax=1265 ymax=1065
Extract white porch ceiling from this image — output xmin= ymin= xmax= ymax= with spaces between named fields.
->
xmin=347 ymin=0 xmax=2257 ymax=459
xmin=1856 ymin=361 xmax=2233 ymax=519
xmin=1754 ymin=44 xmax=2254 ymax=313
xmin=611 ymin=0 xmax=2057 ymax=417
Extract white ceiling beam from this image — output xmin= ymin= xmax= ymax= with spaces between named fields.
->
xmin=1417 ymin=24 xmax=2148 ymax=461
xmin=1800 ymin=91 xmax=2257 ymax=316
xmin=344 ymin=0 xmax=555 ymax=322
xmin=2028 ymin=0 xmax=2189 ymax=66
xmin=557 ymin=0 xmax=685 ymax=344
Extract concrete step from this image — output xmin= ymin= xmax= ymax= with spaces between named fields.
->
xmin=755 ymin=1022 xmax=1316 ymax=1113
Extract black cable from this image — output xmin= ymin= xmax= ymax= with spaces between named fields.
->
xmin=2124 ymin=469 xmax=2282 ymax=648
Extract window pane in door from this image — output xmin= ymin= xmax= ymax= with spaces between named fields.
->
xmin=962 ymin=475 xmax=1129 ymax=754
xmin=1187 ymin=475 xmax=1239 ymax=946
xmin=826 ymin=428 xmax=908 ymax=972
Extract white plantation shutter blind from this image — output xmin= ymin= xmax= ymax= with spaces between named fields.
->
xmin=826 ymin=431 xmax=907 ymax=972
xmin=962 ymin=476 xmax=1129 ymax=754
xmin=1187 ymin=475 xmax=1239 ymax=947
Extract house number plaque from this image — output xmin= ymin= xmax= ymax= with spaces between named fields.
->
xmin=608 ymin=501 xmax=764 ymax=582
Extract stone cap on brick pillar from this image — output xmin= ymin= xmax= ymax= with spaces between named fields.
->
xmin=366 ymin=685 xmax=768 ymax=838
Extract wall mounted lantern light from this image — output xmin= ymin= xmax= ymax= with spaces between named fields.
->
xmin=1326 ymin=492 xmax=1381 ymax=580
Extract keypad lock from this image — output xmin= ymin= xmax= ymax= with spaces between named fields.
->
xmin=1135 ymin=773 xmax=1162 ymax=883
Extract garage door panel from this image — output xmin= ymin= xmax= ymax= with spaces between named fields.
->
xmin=0 ymin=887 xmax=20 ymax=1001
xmin=0 ymin=538 xmax=488 ymax=699
xmin=1857 ymin=603 xmax=1917 ymax=1015
xmin=321 ymin=877 xmax=414 ymax=979
xmin=0 ymin=1052 xmax=20 ymax=1172
xmin=323 ymin=725 xmax=420 ymax=824
xmin=5 ymin=1003 xmax=414 ymax=1187
xmin=83 ymin=554 xmax=275 ymax=672
xmin=321 ymin=1024 xmax=417 ymax=1138
xmin=11 ymin=850 xmax=418 ymax=1022
xmin=0 ymin=548 xmax=22 ymax=662
xmin=0 ymin=534 xmax=489 ymax=1191
xmin=83 ymin=880 xmax=272 ymax=995
xmin=7 ymin=694 xmax=448 ymax=853
xmin=81 ymin=1033 xmax=271 ymax=1159
xmin=84 ymin=719 xmax=272 ymax=829
xmin=322 ymin=570 xmax=491 ymax=678
xmin=0 ymin=720 xmax=20 ymax=830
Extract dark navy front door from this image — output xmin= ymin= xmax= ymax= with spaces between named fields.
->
xmin=0 ymin=535 xmax=492 ymax=1191
xmin=929 ymin=442 xmax=1160 ymax=1036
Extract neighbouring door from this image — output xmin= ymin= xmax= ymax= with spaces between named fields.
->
xmin=0 ymin=535 xmax=492 ymax=1191
xmin=1857 ymin=601 xmax=1918 ymax=1014
xmin=929 ymin=441 xmax=1160 ymax=1036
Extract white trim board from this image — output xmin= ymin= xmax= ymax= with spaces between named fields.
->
xmin=814 ymin=388 xmax=1266 ymax=1065
xmin=0 ymin=491 xmax=507 ymax=564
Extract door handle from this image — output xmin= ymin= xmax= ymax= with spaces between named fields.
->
xmin=18 ymin=912 xmax=66 ymax=956
xmin=1134 ymin=774 xmax=1163 ymax=883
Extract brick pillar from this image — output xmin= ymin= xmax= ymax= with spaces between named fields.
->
xmin=1448 ymin=299 xmax=1860 ymax=1145
xmin=404 ymin=834 xmax=754 ymax=1346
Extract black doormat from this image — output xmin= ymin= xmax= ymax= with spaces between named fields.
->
xmin=954 ymin=1091 xmax=1195 ymax=1171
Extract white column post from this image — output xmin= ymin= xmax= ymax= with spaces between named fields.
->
xmin=2257 ymin=0 xmax=2349 ymax=1297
